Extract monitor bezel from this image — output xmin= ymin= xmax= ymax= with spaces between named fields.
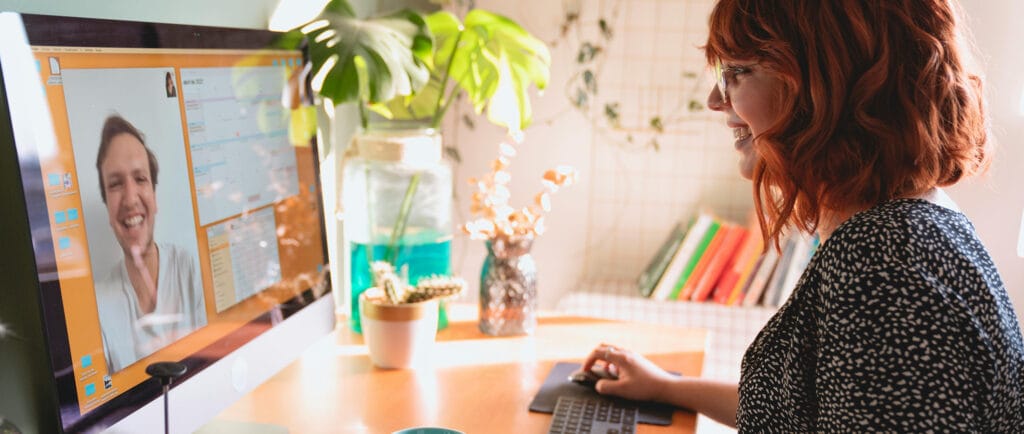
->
xmin=8 ymin=13 xmax=331 ymax=433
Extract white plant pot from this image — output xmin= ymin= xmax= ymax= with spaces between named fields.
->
xmin=359 ymin=289 xmax=439 ymax=369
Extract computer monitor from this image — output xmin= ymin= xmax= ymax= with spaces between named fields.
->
xmin=0 ymin=12 xmax=333 ymax=433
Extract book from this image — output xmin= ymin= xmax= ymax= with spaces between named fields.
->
xmin=713 ymin=221 xmax=764 ymax=305
xmin=742 ymin=247 xmax=780 ymax=307
xmin=673 ymin=221 xmax=726 ymax=301
xmin=649 ymin=212 xmax=715 ymax=301
xmin=774 ymin=232 xmax=815 ymax=306
xmin=691 ymin=225 xmax=748 ymax=302
xmin=636 ymin=221 xmax=688 ymax=297
xmin=761 ymin=235 xmax=798 ymax=307
xmin=726 ymin=254 xmax=764 ymax=306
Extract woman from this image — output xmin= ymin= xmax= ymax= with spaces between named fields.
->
xmin=583 ymin=0 xmax=1024 ymax=431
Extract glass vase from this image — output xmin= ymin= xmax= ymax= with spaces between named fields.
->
xmin=479 ymin=236 xmax=537 ymax=336
xmin=342 ymin=125 xmax=452 ymax=333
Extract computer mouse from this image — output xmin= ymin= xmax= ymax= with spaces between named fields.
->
xmin=568 ymin=365 xmax=616 ymax=388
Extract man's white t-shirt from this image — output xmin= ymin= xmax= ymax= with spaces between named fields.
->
xmin=96 ymin=243 xmax=207 ymax=372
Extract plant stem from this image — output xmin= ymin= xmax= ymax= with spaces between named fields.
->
xmin=364 ymin=166 xmax=377 ymax=273
xmin=358 ymin=102 xmax=369 ymax=130
xmin=385 ymin=172 xmax=422 ymax=264
xmin=430 ymin=31 xmax=465 ymax=128
xmin=380 ymin=29 xmax=465 ymax=269
xmin=383 ymin=25 xmax=465 ymax=269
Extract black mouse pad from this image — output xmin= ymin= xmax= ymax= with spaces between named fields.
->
xmin=528 ymin=361 xmax=677 ymax=426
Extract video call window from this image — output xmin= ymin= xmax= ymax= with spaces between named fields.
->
xmin=32 ymin=47 xmax=326 ymax=417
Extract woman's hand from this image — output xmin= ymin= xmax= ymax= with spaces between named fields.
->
xmin=581 ymin=343 xmax=678 ymax=402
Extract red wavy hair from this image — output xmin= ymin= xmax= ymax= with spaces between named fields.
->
xmin=704 ymin=0 xmax=990 ymax=247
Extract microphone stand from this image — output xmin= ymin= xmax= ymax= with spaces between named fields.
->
xmin=145 ymin=362 xmax=187 ymax=434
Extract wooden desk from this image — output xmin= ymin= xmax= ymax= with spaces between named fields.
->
xmin=211 ymin=307 xmax=707 ymax=433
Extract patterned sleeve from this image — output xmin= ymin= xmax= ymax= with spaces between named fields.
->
xmin=815 ymin=257 xmax=990 ymax=432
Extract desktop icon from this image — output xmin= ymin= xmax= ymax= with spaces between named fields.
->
xmin=103 ymin=375 xmax=113 ymax=390
xmin=59 ymin=237 xmax=71 ymax=250
xmin=81 ymin=354 xmax=92 ymax=368
xmin=54 ymin=211 xmax=66 ymax=224
xmin=49 ymin=57 xmax=61 ymax=75
xmin=64 ymin=172 xmax=73 ymax=189
xmin=68 ymin=208 xmax=79 ymax=221
xmin=48 ymin=173 xmax=61 ymax=186
xmin=84 ymin=383 xmax=96 ymax=397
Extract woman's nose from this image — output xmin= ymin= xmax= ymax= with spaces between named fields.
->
xmin=707 ymin=85 xmax=726 ymax=111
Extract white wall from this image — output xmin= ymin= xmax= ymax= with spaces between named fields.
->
xmin=447 ymin=0 xmax=1024 ymax=317
xmin=0 ymin=0 xmax=279 ymax=28
xmin=950 ymin=0 xmax=1024 ymax=312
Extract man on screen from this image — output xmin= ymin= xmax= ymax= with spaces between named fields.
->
xmin=93 ymin=115 xmax=207 ymax=372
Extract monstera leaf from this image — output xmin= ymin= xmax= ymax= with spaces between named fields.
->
xmin=300 ymin=0 xmax=433 ymax=110
xmin=369 ymin=11 xmax=459 ymax=122
xmin=453 ymin=9 xmax=550 ymax=131
xmin=369 ymin=9 xmax=550 ymax=131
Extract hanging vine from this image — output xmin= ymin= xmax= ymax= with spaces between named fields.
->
xmin=547 ymin=0 xmax=710 ymax=151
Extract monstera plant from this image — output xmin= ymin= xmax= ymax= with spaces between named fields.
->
xmin=290 ymin=0 xmax=550 ymax=132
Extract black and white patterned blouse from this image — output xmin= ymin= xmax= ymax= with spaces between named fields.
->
xmin=738 ymin=199 xmax=1024 ymax=432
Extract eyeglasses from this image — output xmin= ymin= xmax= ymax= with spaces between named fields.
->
xmin=712 ymin=60 xmax=753 ymax=103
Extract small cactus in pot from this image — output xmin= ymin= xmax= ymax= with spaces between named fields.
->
xmin=367 ymin=261 xmax=466 ymax=305
xmin=359 ymin=261 xmax=467 ymax=369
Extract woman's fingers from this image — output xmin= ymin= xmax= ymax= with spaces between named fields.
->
xmin=582 ymin=343 xmax=625 ymax=372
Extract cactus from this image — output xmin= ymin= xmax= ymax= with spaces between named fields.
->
xmin=368 ymin=262 xmax=464 ymax=305
xmin=404 ymin=275 xmax=467 ymax=304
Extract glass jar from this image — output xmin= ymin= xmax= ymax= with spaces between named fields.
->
xmin=342 ymin=126 xmax=452 ymax=333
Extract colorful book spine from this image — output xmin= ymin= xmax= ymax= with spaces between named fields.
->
xmin=650 ymin=213 xmax=715 ymax=301
xmin=761 ymin=235 xmax=798 ymax=307
xmin=726 ymin=253 xmax=764 ymax=306
xmin=714 ymin=224 xmax=763 ymax=305
xmin=742 ymin=247 xmax=780 ymax=307
xmin=673 ymin=222 xmax=726 ymax=301
xmin=637 ymin=221 xmax=688 ymax=297
xmin=774 ymin=232 xmax=815 ymax=306
xmin=691 ymin=225 xmax=748 ymax=302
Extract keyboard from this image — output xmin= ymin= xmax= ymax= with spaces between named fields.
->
xmin=547 ymin=395 xmax=638 ymax=434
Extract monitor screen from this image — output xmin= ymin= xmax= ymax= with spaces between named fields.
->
xmin=1 ymin=13 xmax=331 ymax=432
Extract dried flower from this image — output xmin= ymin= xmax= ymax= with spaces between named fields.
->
xmin=462 ymin=135 xmax=577 ymax=242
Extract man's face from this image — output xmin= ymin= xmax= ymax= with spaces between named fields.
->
xmin=100 ymin=133 xmax=157 ymax=255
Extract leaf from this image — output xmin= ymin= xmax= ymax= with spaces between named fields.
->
xmin=688 ymin=100 xmax=704 ymax=111
xmin=577 ymin=42 xmax=601 ymax=63
xmin=289 ymin=106 xmax=318 ymax=147
xmin=369 ymin=11 xmax=460 ymax=123
xmin=598 ymin=18 xmax=613 ymax=39
xmin=272 ymin=29 xmax=306 ymax=50
xmin=572 ymin=88 xmax=588 ymax=108
xmin=604 ymin=102 xmax=620 ymax=128
xmin=448 ymin=9 xmax=551 ymax=131
xmin=583 ymin=69 xmax=597 ymax=94
xmin=649 ymin=116 xmax=664 ymax=133
xmin=302 ymin=0 xmax=433 ymax=106
xmin=443 ymin=145 xmax=462 ymax=163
